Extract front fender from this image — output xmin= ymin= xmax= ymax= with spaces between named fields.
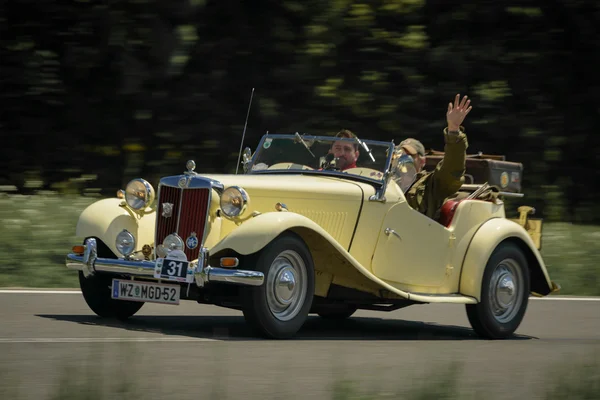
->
xmin=210 ymin=211 xmax=337 ymax=256
xmin=75 ymin=198 xmax=156 ymax=256
xmin=210 ymin=211 xmax=394 ymax=298
xmin=459 ymin=218 xmax=554 ymax=301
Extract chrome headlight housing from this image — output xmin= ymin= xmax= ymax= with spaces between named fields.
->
xmin=163 ymin=233 xmax=184 ymax=252
xmin=156 ymin=233 xmax=185 ymax=258
xmin=116 ymin=229 xmax=136 ymax=257
xmin=125 ymin=178 xmax=155 ymax=210
xmin=220 ymin=186 xmax=249 ymax=217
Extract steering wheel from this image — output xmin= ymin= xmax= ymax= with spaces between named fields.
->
xmin=266 ymin=162 xmax=314 ymax=170
xmin=343 ymin=167 xmax=385 ymax=179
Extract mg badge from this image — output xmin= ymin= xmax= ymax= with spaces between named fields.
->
xmin=186 ymin=232 xmax=199 ymax=250
xmin=178 ymin=177 xmax=187 ymax=188
xmin=162 ymin=202 xmax=174 ymax=218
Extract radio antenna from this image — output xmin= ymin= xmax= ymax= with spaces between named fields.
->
xmin=235 ymin=87 xmax=255 ymax=174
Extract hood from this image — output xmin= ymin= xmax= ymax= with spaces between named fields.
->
xmin=202 ymin=172 xmax=368 ymax=199
xmin=199 ymin=172 xmax=371 ymax=247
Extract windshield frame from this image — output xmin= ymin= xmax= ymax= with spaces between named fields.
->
xmin=245 ymin=133 xmax=396 ymax=187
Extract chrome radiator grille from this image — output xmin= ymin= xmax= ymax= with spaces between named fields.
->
xmin=155 ymin=185 xmax=210 ymax=261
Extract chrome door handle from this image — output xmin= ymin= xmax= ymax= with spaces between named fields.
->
xmin=384 ymin=228 xmax=401 ymax=240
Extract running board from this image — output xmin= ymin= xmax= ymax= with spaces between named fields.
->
xmin=381 ymin=284 xmax=479 ymax=304
xmin=406 ymin=293 xmax=478 ymax=304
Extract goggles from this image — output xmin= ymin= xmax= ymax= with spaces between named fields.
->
xmin=392 ymin=150 xmax=418 ymax=192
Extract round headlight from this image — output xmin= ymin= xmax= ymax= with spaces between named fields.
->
xmin=163 ymin=233 xmax=184 ymax=252
xmin=125 ymin=178 xmax=155 ymax=210
xmin=155 ymin=244 xmax=168 ymax=258
xmin=220 ymin=186 xmax=249 ymax=217
xmin=116 ymin=229 xmax=136 ymax=256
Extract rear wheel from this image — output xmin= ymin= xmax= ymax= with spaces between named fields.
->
xmin=78 ymin=239 xmax=144 ymax=320
xmin=466 ymin=242 xmax=530 ymax=339
xmin=241 ymin=232 xmax=315 ymax=339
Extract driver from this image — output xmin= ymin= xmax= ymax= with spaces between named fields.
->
xmin=392 ymin=94 xmax=472 ymax=221
xmin=328 ymin=129 xmax=360 ymax=171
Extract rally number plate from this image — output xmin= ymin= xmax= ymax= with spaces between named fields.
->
xmin=111 ymin=279 xmax=180 ymax=305
xmin=154 ymin=258 xmax=190 ymax=282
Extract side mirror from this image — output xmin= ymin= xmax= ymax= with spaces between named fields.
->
xmin=242 ymin=147 xmax=252 ymax=173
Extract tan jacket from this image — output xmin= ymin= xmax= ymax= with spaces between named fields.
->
xmin=405 ymin=127 xmax=468 ymax=220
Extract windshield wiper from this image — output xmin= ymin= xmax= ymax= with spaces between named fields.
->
xmin=356 ymin=137 xmax=375 ymax=162
xmin=294 ymin=132 xmax=316 ymax=158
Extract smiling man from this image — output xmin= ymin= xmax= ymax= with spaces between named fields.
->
xmin=329 ymin=129 xmax=360 ymax=171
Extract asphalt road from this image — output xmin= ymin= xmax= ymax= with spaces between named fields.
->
xmin=1 ymin=291 xmax=599 ymax=400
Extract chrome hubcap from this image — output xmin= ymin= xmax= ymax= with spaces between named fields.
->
xmin=266 ymin=250 xmax=307 ymax=321
xmin=489 ymin=258 xmax=524 ymax=323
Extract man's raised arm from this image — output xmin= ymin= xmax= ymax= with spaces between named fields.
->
xmin=431 ymin=94 xmax=472 ymax=200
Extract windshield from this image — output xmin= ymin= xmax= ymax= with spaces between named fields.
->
xmin=246 ymin=133 xmax=395 ymax=184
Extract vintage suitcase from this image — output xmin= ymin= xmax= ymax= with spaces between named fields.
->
xmin=424 ymin=150 xmax=524 ymax=193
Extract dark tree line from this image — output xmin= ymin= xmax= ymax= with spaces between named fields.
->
xmin=1 ymin=0 xmax=599 ymax=222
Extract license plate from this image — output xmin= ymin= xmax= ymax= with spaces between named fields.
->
xmin=154 ymin=258 xmax=191 ymax=282
xmin=111 ymin=279 xmax=180 ymax=305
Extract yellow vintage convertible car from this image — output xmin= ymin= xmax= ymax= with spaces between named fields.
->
xmin=65 ymin=133 xmax=559 ymax=339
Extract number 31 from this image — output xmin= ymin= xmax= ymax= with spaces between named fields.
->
xmin=167 ymin=261 xmax=183 ymax=276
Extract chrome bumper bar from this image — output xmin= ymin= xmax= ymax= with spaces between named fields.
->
xmin=65 ymin=238 xmax=264 ymax=287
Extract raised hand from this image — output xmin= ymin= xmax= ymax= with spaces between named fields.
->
xmin=446 ymin=94 xmax=472 ymax=131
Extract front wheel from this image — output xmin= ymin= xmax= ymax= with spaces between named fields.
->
xmin=466 ymin=242 xmax=530 ymax=339
xmin=79 ymin=271 xmax=144 ymax=320
xmin=241 ymin=232 xmax=315 ymax=339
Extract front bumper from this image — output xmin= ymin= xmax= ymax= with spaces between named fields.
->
xmin=65 ymin=238 xmax=264 ymax=287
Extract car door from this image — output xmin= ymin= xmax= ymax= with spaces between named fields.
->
xmin=370 ymin=200 xmax=454 ymax=292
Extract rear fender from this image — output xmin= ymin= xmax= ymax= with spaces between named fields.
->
xmin=75 ymin=198 xmax=156 ymax=256
xmin=459 ymin=218 xmax=555 ymax=301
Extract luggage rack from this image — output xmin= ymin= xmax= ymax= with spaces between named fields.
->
xmin=460 ymin=183 xmax=524 ymax=198
xmin=424 ymin=148 xmax=524 ymax=195
xmin=428 ymin=149 xmax=506 ymax=161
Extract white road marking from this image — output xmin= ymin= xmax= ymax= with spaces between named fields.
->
xmin=1 ymin=290 xmax=599 ymax=302
xmin=529 ymin=296 xmax=600 ymax=302
xmin=0 ymin=337 xmax=218 ymax=343
xmin=0 ymin=290 xmax=82 ymax=294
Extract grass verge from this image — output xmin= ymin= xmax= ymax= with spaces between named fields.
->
xmin=0 ymin=193 xmax=598 ymax=295
xmin=0 ymin=193 xmax=96 ymax=288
